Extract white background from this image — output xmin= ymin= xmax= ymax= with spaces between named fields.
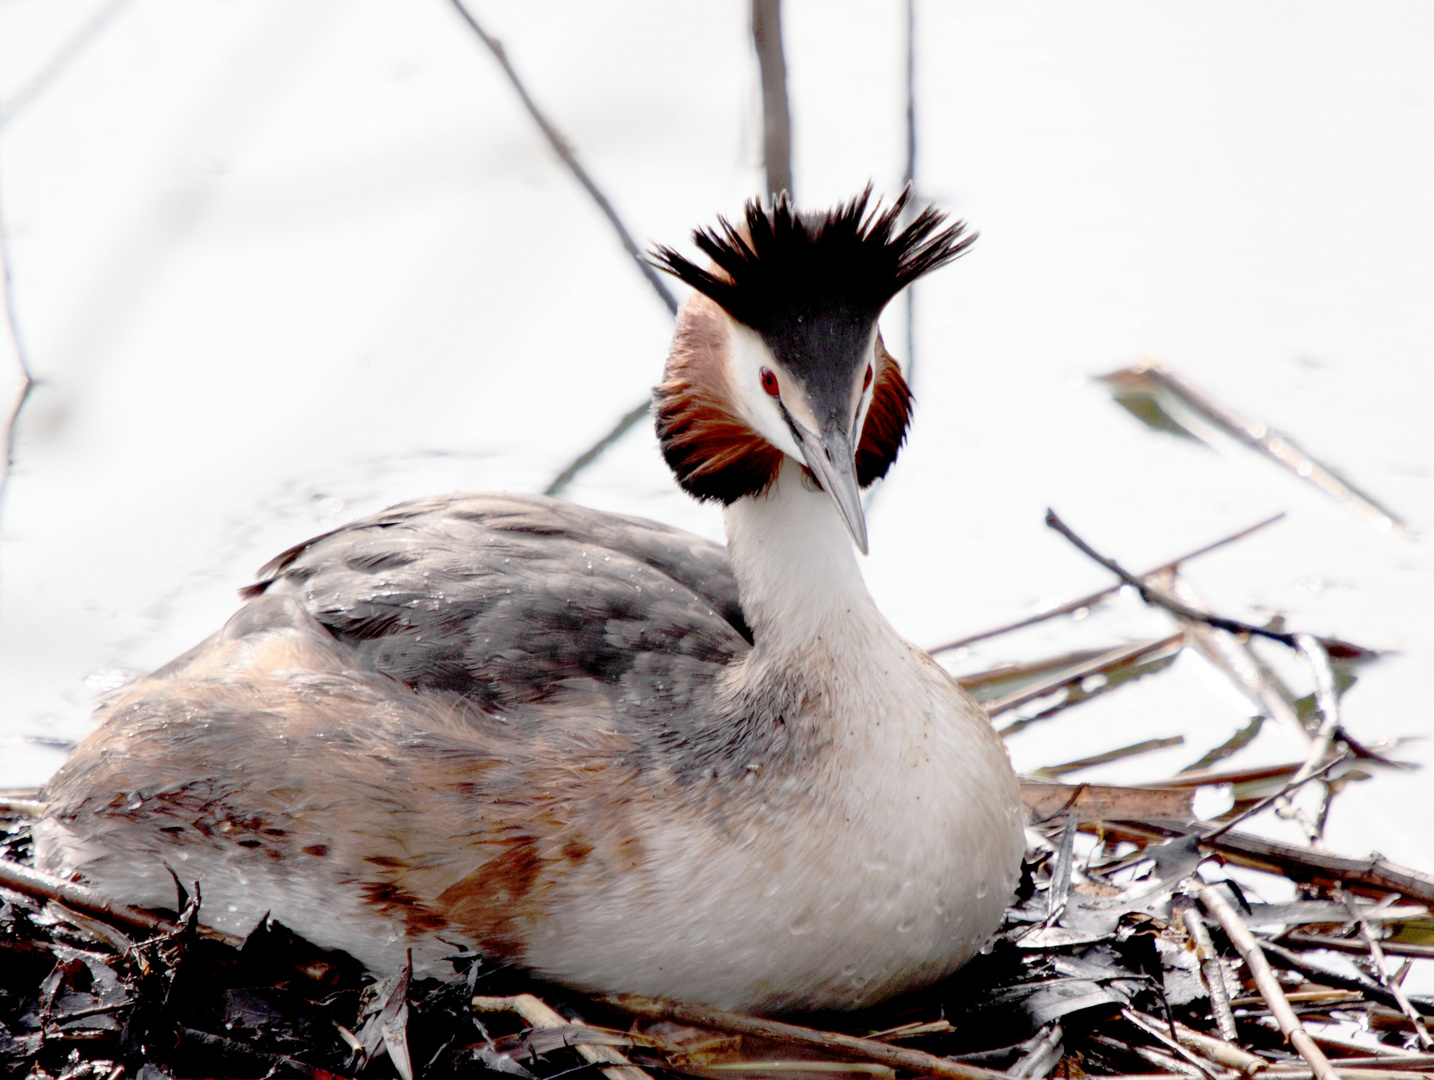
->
xmin=1 ymin=1 xmax=1430 ymax=910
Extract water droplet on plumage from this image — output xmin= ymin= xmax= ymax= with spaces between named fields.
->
xmin=976 ymin=876 xmax=989 ymax=898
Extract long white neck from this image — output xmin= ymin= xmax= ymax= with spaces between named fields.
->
xmin=722 ymin=456 xmax=889 ymax=662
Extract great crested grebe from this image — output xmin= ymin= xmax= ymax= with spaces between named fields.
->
xmin=36 ymin=190 xmax=1024 ymax=1015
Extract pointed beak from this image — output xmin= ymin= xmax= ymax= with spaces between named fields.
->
xmin=788 ymin=418 xmax=869 ymax=555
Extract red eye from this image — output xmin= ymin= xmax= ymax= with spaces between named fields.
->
xmin=863 ymin=364 xmax=873 ymax=390
xmin=760 ymin=367 xmax=780 ymax=398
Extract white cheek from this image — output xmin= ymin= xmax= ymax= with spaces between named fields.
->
xmin=854 ymin=340 xmax=878 ymax=437
xmin=726 ymin=325 xmax=805 ymax=460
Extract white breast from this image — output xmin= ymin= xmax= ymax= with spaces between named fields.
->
xmin=526 ymin=602 xmax=1025 ymax=1013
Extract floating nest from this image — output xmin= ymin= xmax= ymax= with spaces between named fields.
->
xmin=4 ymin=769 xmax=1433 ymax=1080
xmin=3 ymin=515 xmax=1429 ymax=1080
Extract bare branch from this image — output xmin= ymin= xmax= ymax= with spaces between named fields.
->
xmin=1044 ymin=508 xmax=1369 ymax=658
xmin=0 ymin=176 xmax=34 ymax=523
xmin=0 ymin=857 xmax=176 ymax=938
xmin=751 ymin=0 xmax=793 ymax=200
xmin=448 ymin=1 xmax=677 ymax=319
xmin=0 ymin=0 xmax=132 ymax=129
xmin=928 ymin=513 xmax=1285 ymax=654
xmin=446 ymin=2 xmax=677 ymax=497
xmin=542 ymin=399 xmax=651 ymax=497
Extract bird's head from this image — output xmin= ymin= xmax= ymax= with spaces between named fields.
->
xmin=651 ymin=188 xmax=974 ymax=554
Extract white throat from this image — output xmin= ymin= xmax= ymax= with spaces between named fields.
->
xmin=722 ymin=456 xmax=884 ymax=657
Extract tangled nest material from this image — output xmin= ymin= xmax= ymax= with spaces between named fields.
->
xmin=4 ymin=771 xmax=1434 ymax=1080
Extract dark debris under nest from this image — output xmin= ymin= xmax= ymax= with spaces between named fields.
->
xmin=5 ymin=782 xmax=1434 ymax=1080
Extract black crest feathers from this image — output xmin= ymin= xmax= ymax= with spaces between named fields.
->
xmin=651 ymin=187 xmax=974 ymax=332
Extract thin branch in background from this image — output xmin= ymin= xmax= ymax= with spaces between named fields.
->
xmin=542 ymin=399 xmax=651 ymax=498
xmin=928 ymin=512 xmax=1285 ymax=654
xmin=448 ymin=1 xmax=676 ymax=319
xmin=539 ymin=0 xmax=800 ymax=497
xmin=751 ymin=0 xmax=793 ymax=201
xmin=0 ymin=0 xmax=132 ymax=129
xmin=900 ymin=0 xmax=919 ymax=391
xmin=0 ymin=176 xmax=35 ymax=526
xmin=446 ymin=1 xmax=678 ymax=498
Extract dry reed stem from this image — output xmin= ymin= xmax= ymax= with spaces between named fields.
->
xmin=1121 ymin=1007 xmax=1222 ymax=1080
xmin=604 ymin=994 xmax=1013 ymax=1080
xmin=1034 ymin=736 xmax=1185 ymax=779
xmin=1098 ymin=364 xmax=1408 ymax=535
xmin=1291 ymin=635 xmax=1343 ymax=785
xmin=985 ymin=633 xmax=1185 ymax=718
xmin=0 ymin=856 xmax=176 ymax=936
xmin=474 ymin=993 xmax=650 ymax=1080
xmin=1177 ymin=897 xmax=1239 ymax=1042
xmin=1341 ymin=894 xmax=1434 ymax=1048
xmin=1169 ymin=1020 xmax=1267 ymax=1074
xmin=1196 ymin=884 xmax=1340 ymax=1080
xmin=1158 ymin=571 xmax=1305 ymax=737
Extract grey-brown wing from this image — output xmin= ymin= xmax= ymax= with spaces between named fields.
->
xmin=244 ymin=493 xmax=750 ymax=722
